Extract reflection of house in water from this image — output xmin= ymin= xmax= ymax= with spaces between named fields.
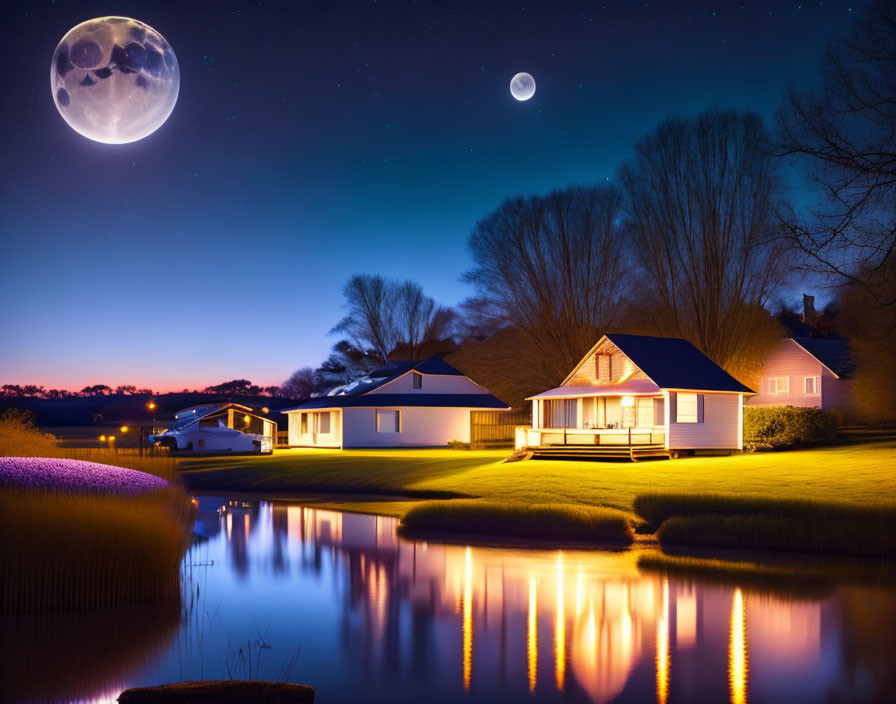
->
xmin=211 ymin=501 xmax=828 ymax=703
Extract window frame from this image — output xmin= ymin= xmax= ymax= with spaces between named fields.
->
xmin=804 ymin=376 xmax=819 ymax=395
xmin=300 ymin=412 xmax=309 ymax=434
xmin=764 ymin=376 xmax=790 ymax=395
xmin=676 ymin=392 xmax=699 ymax=423
xmin=412 ymin=372 xmax=422 ymax=389
xmin=376 ymin=409 xmax=401 ymax=434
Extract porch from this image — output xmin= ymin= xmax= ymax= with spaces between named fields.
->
xmin=516 ymin=390 xmax=670 ymax=460
xmin=514 ymin=426 xmax=670 ymax=460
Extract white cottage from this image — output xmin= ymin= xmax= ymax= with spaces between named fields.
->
xmin=282 ymin=358 xmax=510 ymax=449
xmin=516 ymin=334 xmax=755 ymax=459
xmin=747 ymin=338 xmax=855 ymax=411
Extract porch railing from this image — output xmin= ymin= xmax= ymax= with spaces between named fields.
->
xmin=515 ymin=426 xmax=665 ymax=450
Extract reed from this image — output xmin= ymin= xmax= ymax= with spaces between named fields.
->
xmin=400 ymin=500 xmax=635 ymax=544
xmin=1 ymin=487 xmax=191 ymax=612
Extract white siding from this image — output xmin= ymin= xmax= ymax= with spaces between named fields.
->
xmin=667 ymin=393 xmax=741 ymax=449
xmin=286 ymin=410 xmax=342 ymax=448
xmin=369 ymin=372 xmax=489 ymax=394
xmin=342 ymin=407 xmax=472 ymax=447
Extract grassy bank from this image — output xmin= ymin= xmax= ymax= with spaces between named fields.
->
xmin=400 ymin=500 xmax=634 ymax=544
xmin=181 ymin=438 xmax=896 ymax=515
xmin=633 ymin=493 xmax=896 ymax=558
xmin=178 ymin=437 xmax=896 ymax=554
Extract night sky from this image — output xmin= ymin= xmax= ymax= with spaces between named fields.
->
xmin=0 ymin=1 xmax=863 ymax=391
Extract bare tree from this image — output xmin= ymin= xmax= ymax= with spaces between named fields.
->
xmin=330 ymin=274 xmax=456 ymax=364
xmin=777 ymin=0 xmax=896 ymax=308
xmin=618 ymin=109 xmax=790 ymax=382
xmin=463 ymin=184 xmax=627 ymax=389
xmin=280 ymin=367 xmax=319 ymax=399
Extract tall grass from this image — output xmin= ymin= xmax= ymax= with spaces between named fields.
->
xmin=1 ymin=488 xmax=192 ymax=612
xmin=0 ymin=414 xmax=191 ymax=612
xmin=633 ymin=492 xmax=896 ymax=558
xmin=400 ymin=500 xmax=635 ymax=544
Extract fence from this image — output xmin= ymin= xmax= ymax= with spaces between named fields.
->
xmin=470 ymin=410 xmax=531 ymax=447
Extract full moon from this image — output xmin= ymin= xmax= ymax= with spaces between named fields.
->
xmin=51 ymin=17 xmax=179 ymax=144
xmin=510 ymin=72 xmax=536 ymax=101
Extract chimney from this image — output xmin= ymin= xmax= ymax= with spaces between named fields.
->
xmin=802 ymin=294 xmax=817 ymax=325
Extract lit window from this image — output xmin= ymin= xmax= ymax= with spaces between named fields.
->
xmin=804 ymin=376 xmax=818 ymax=395
xmin=677 ymin=393 xmax=698 ymax=423
xmin=376 ymin=409 xmax=400 ymax=433
xmin=300 ymin=413 xmax=309 ymax=434
xmin=413 ymin=373 xmax=422 ymax=389
xmin=316 ymin=412 xmax=331 ymax=434
xmin=765 ymin=377 xmax=790 ymax=395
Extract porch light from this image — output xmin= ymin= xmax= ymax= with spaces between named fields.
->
xmin=621 ymin=395 xmax=635 ymax=407
xmin=243 ymin=414 xmax=251 ymax=423
xmin=147 ymin=401 xmax=156 ymax=410
xmin=120 ymin=425 xmax=129 ymax=433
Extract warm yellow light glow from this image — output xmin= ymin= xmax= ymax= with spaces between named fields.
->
xmin=528 ymin=576 xmax=538 ymax=693
xmin=147 ymin=401 xmax=156 ymax=410
xmin=262 ymin=406 xmax=269 ymax=414
xmin=243 ymin=414 xmax=251 ymax=423
xmin=555 ymin=553 xmax=566 ymax=691
xmin=656 ymin=579 xmax=670 ymax=704
xmin=108 ymin=435 xmax=116 ymax=442
xmin=120 ymin=425 xmax=128 ymax=433
xmin=575 ymin=565 xmax=584 ymax=619
xmin=729 ymin=588 xmax=748 ymax=704
xmin=99 ymin=435 xmax=106 ymax=442
xmin=463 ymin=546 xmax=473 ymax=692
xmin=621 ymin=395 xmax=635 ymax=407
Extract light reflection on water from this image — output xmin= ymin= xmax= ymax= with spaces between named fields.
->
xmin=5 ymin=496 xmax=896 ymax=704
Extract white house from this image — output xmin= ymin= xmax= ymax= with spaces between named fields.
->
xmin=747 ymin=338 xmax=855 ymax=411
xmin=281 ymin=358 xmax=510 ymax=448
xmin=516 ymin=334 xmax=755 ymax=459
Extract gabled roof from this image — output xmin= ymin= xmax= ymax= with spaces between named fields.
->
xmin=604 ymin=334 xmax=754 ymax=393
xmin=282 ymin=393 xmax=510 ymax=412
xmin=790 ymin=338 xmax=855 ymax=379
xmin=558 ymin=333 xmax=753 ymax=394
xmin=321 ymin=357 xmax=466 ymax=397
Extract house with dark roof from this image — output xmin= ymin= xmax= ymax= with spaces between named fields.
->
xmin=746 ymin=338 xmax=855 ymax=411
xmin=517 ymin=334 xmax=755 ymax=458
xmin=281 ymin=358 xmax=510 ymax=448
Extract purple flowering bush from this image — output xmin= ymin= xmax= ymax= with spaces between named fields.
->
xmin=0 ymin=457 xmax=171 ymax=496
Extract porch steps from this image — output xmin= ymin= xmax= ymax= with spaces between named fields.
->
xmin=528 ymin=443 xmax=670 ymax=462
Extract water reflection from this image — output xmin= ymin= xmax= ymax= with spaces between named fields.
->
xmin=9 ymin=497 xmax=895 ymax=703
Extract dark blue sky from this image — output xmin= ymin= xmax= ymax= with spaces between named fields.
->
xmin=0 ymin=0 xmax=861 ymax=390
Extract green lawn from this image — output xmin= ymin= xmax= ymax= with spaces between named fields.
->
xmin=180 ymin=437 xmax=896 ymax=518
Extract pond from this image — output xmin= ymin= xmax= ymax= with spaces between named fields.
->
xmin=4 ymin=496 xmax=895 ymax=703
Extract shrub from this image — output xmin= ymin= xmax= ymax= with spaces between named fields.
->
xmin=400 ymin=500 xmax=635 ymax=544
xmin=446 ymin=439 xmax=470 ymax=450
xmin=743 ymin=406 xmax=839 ymax=450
